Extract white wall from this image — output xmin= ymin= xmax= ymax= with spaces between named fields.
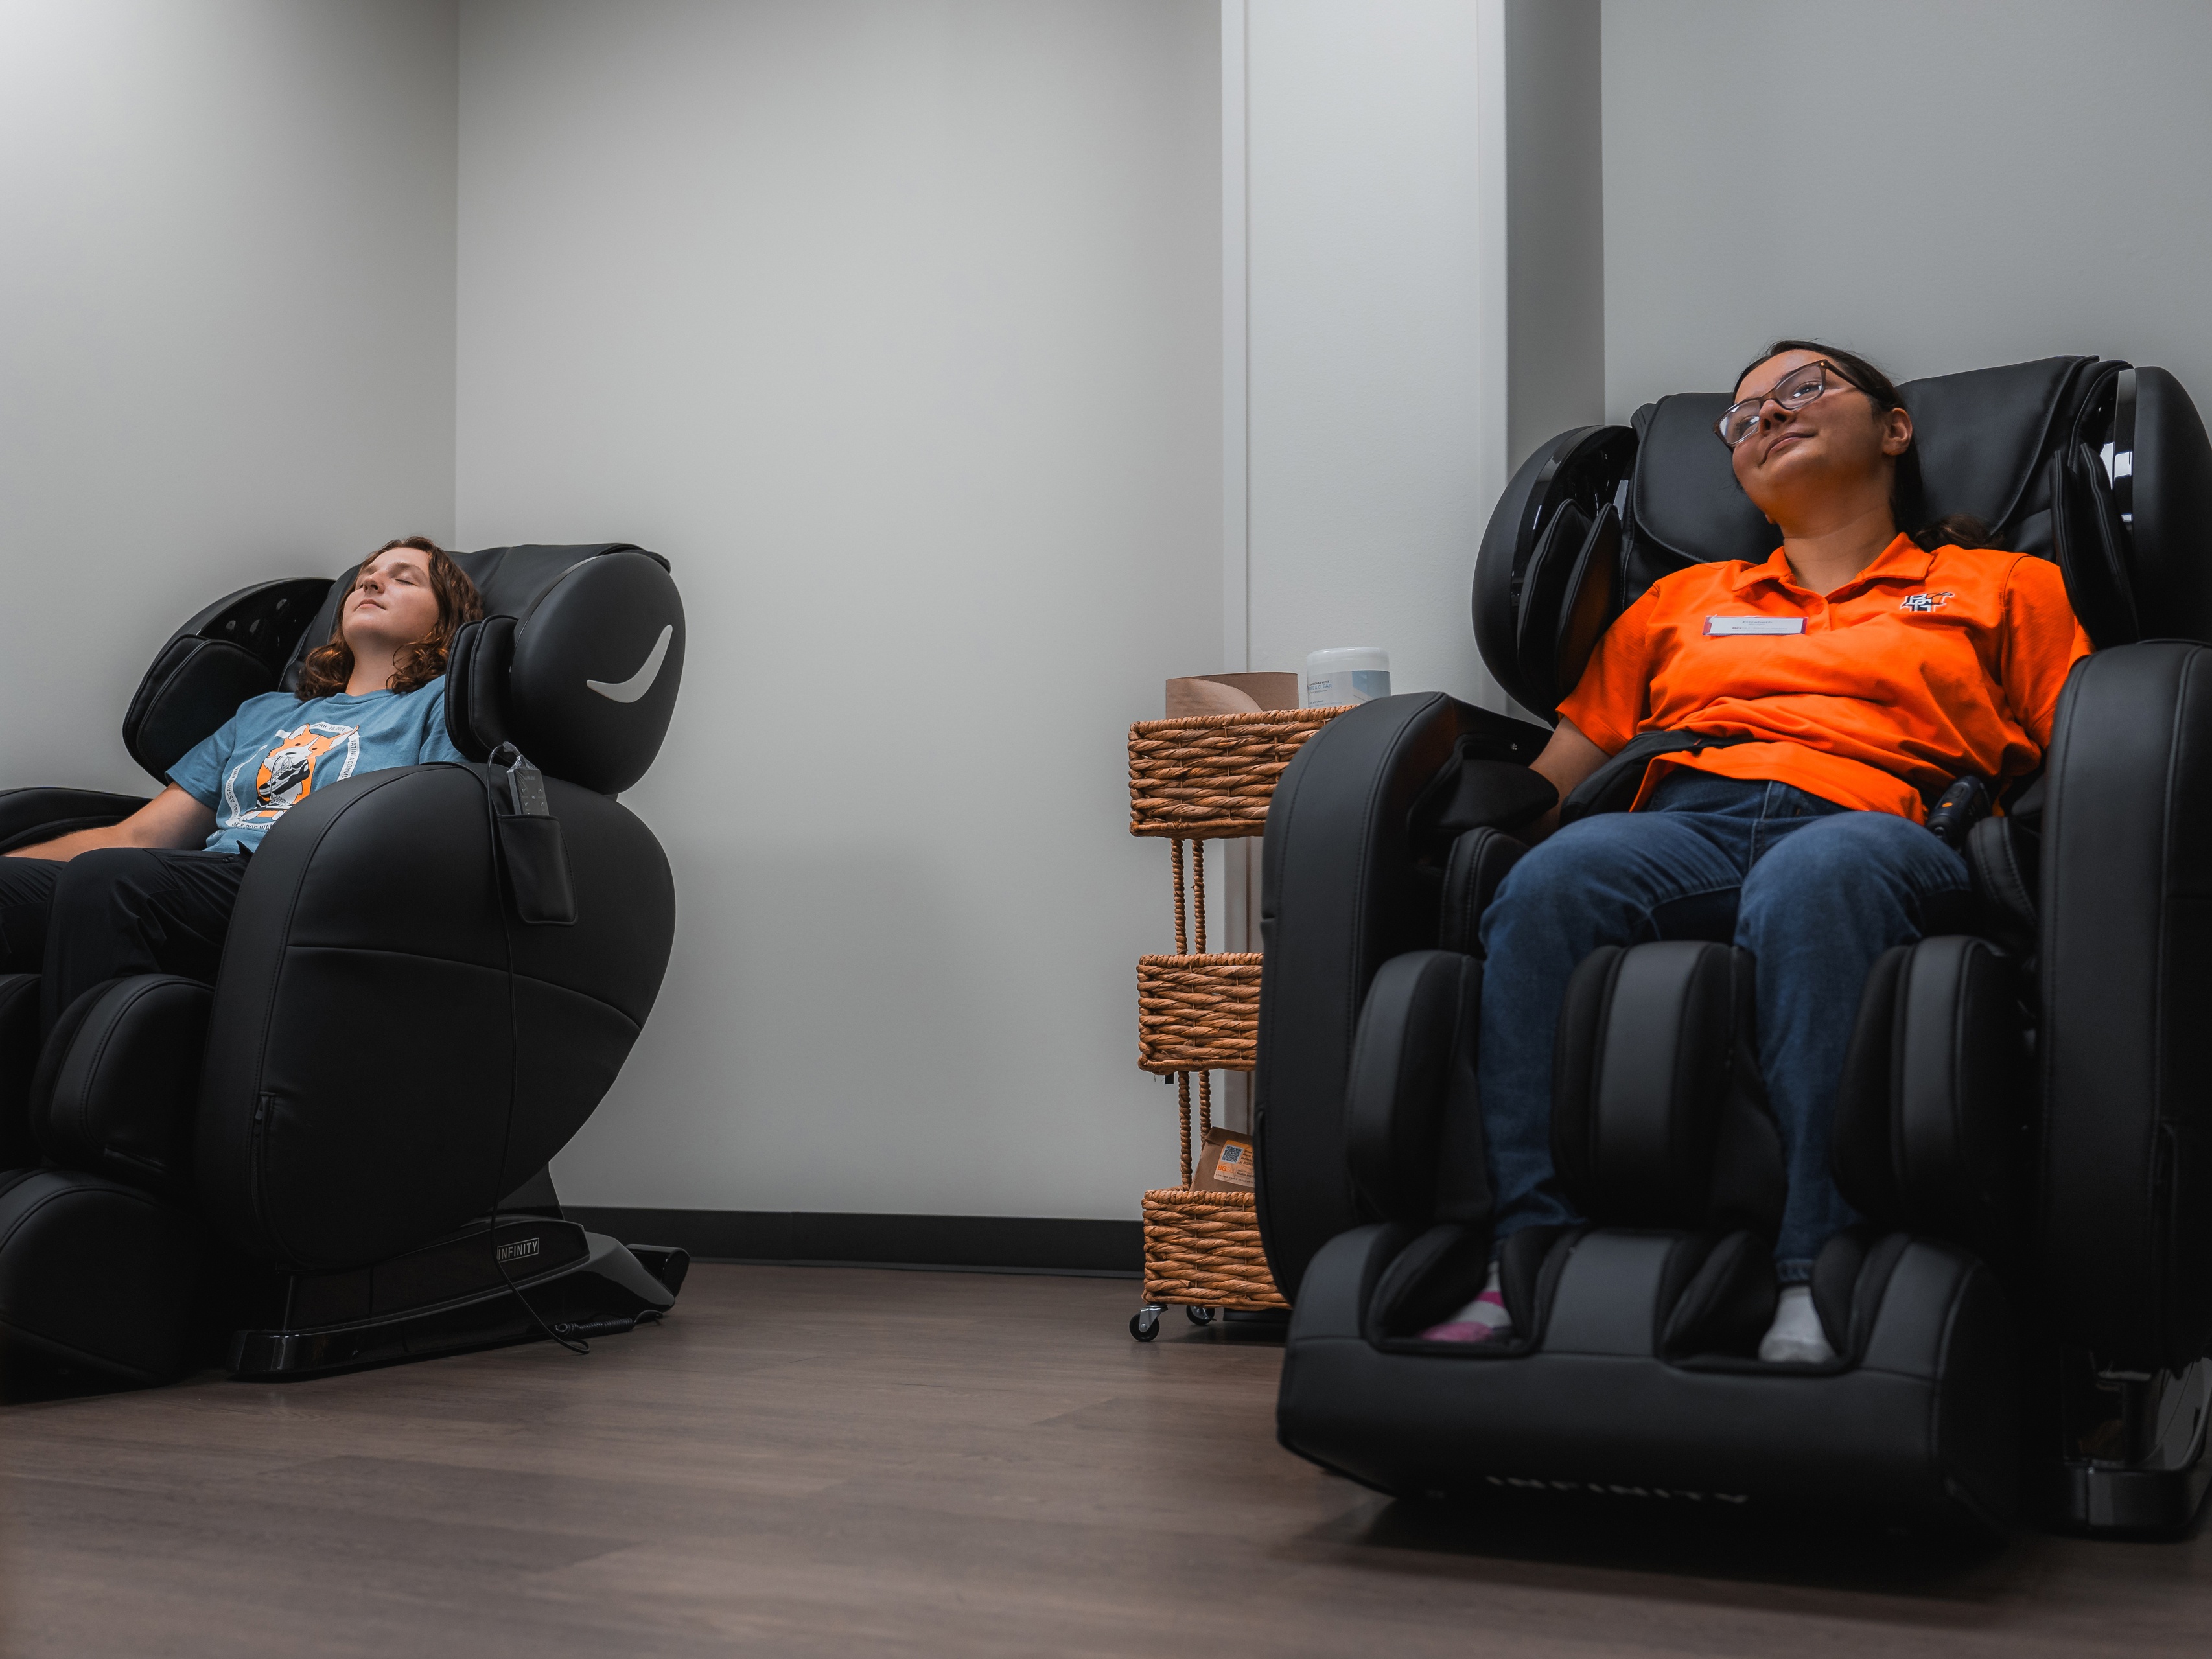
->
xmin=1505 ymin=0 xmax=1603 ymax=469
xmin=1603 ymin=0 xmax=2212 ymax=415
xmin=0 ymin=0 xmax=459 ymax=793
xmin=1215 ymin=2 xmax=1593 ymax=1091
xmin=1240 ymin=0 xmax=1499 ymax=712
xmin=456 ymin=0 xmax=1221 ymax=1216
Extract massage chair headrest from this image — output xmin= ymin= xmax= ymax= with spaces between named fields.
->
xmin=281 ymin=542 xmax=685 ymax=795
xmin=1627 ymin=355 xmax=2104 ymax=570
xmin=1551 ymin=940 xmax=1780 ymax=1232
xmin=1474 ymin=354 xmax=2212 ymax=712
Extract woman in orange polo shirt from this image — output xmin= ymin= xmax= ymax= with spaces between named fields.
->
xmin=1425 ymin=340 xmax=2090 ymax=1363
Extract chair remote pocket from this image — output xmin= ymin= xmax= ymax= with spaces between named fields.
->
xmin=487 ymin=746 xmax=576 ymax=925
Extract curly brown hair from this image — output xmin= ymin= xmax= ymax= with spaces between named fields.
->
xmin=295 ymin=537 xmax=485 ymax=699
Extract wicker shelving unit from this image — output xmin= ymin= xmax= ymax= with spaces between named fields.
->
xmin=1124 ymin=704 xmax=1347 ymax=1340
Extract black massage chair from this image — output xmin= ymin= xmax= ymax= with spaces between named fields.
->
xmin=1255 ymin=357 xmax=2212 ymax=1533
xmin=0 ymin=543 xmax=688 ymax=1389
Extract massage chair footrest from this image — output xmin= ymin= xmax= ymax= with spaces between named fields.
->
xmin=0 ymin=1167 xmax=204 ymax=1388
xmin=228 ymin=1218 xmax=682 ymax=1380
xmin=1276 ymin=1224 xmax=2020 ymax=1531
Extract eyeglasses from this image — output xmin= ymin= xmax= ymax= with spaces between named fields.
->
xmin=1714 ymin=358 xmax=1859 ymax=448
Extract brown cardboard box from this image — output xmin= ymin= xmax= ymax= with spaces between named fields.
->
xmin=1163 ymin=673 xmax=1299 ymax=719
xmin=1193 ymin=1126 xmax=1256 ymax=1192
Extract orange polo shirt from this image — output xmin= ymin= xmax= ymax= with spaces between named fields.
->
xmin=1556 ymin=534 xmax=2091 ymax=822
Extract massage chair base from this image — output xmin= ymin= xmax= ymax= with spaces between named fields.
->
xmin=2045 ymin=1457 xmax=2212 ymax=1535
xmin=2036 ymin=1358 xmax=2212 ymax=1535
xmin=1277 ymin=1224 xmax=2020 ymax=1535
xmin=227 ymin=1216 xmax=689 ymax=1381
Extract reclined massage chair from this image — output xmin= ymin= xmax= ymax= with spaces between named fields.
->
xmin=0 ymin=543 xmax=688 ymax=1389
xmin=1255 ymin=356 xmax=2212 ymax=1533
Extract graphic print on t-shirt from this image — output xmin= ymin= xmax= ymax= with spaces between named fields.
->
xmin=221 ymin=721 xmax=361 ymax=826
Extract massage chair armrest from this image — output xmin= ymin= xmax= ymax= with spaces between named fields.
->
xmin=1256 ymin=694 xmax=1546 ymax=1299
xmin=0 ymin=787 xmax=152 ymax=855
xmin=1408 ymin=750 xmax=1555 ymax=844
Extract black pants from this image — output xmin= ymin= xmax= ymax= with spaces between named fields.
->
xmin=0 ymin=850 xmax=250 ymax=1030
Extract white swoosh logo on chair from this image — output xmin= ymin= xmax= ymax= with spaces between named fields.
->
xmin=586 ymin=625 xmax=673 ymax=704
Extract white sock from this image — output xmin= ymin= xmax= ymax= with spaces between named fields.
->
xmin=1757 ymin=1284 xmax=1835 ymax=1365
xmin=1420 ymin=1260 xmax=1512 ymax=1343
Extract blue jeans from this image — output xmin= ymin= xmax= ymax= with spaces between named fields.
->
xmin=1476 ymin=772 xmax=1972 ymax=1281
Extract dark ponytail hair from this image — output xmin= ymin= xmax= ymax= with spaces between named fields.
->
xmin=1734 ymin=339 xmax=1999 ymax=552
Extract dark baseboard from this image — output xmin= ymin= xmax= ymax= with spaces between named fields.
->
xmin=565 ymin=1207 xmax=1143 ymax=1279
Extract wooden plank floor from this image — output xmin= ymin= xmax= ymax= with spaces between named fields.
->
xmin=3 ymin=1263 xmax=2210 ymax=1657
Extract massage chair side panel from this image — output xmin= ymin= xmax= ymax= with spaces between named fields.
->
xmin=192 ymin=763 xmax=675 ymax=1271
xmin=194 ymin=542 xmax=686 ymax=1274
xmin=2040 ymin=647 xmax=2212 ymax=1373
xmin=1255 ymin=694 xmax=1524 ymax=1300
xmin=2036 ymin=366 xmax=2212 ymax=1374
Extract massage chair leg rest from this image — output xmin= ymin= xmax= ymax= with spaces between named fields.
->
xmin=0 ymin=1167 xmax=204 ymax=1391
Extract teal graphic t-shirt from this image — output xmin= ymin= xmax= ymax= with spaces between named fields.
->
xmin=168 ymin=682 xmax=468 ymax=855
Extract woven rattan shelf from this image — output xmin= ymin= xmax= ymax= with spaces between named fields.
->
xmin=1140 ymin=1189 xmax=1288 ymax=1309
xmin=1125 ymin=701 xmax=1347 ymax=1339
xmin=1128 ymin=706 xmax=1347 ymax=840
xmin=1135 ymin=952 xmax=1263 ymax=1073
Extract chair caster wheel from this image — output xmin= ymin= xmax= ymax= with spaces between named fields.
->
xmin=1186 ymin=1305 xmax=1215 ymax=1326
xmin=1130 ymin=1306 xmax=1162 ymax=1341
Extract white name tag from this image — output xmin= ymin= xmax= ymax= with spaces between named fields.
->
xmin=1704 ymin=615 xmax=1805 ymax=636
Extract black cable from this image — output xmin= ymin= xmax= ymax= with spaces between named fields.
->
xmin=480 ymin=752 xmax=588 ymax=1356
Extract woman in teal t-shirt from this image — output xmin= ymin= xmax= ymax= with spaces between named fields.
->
xmin=0 ymin=536 xmax=483 ymax=1029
